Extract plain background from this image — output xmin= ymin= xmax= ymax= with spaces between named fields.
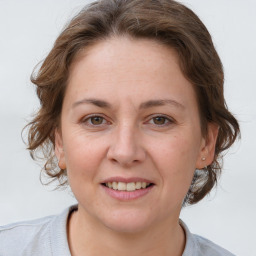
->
xmin=0 ymin=1 xmax=255 ymax=255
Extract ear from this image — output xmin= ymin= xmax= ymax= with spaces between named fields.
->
xmin=55 ymin=129 xmax=66 ymax=170
xmin=196 ymin=123 xmax=219 ymax=169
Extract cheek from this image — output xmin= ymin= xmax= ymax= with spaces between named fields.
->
xmin=155 ymin=134 xmax=200 ymax=170
xmin=63 ymin=133 xmax=107 ymax=179
xmin=64 ymin=135 xmax=107 ymax=203
xmin=151 ymin=132 xmax=201 ymax=191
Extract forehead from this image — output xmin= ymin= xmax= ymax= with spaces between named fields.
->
xmin=65 ymin=36 xmax=197 ymax=109
xmin=70 ymin=36 xmax=180 ymax=79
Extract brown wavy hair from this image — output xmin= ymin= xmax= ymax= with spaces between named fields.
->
xmin=25 ymin=0 xmax=240 ymax=205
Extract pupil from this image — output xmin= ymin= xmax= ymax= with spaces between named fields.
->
xmin=91 ymin=117 xmax=103 ymax=125
xmin=154 ymin=117 xmax=165 ymax=125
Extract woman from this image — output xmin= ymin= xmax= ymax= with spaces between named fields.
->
xmin=0 ymin=0 xmax=239 ymax=255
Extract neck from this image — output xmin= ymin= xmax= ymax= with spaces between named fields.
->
xmin=67 ymin=207 xmax=185 ymax=256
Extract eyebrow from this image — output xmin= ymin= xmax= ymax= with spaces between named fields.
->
xmin=72 ymin=98 xmax=184 ymax=110
xmin=139 ymin=99 xmax=185 ymax=110
xmin=72 ymin=98 xmax=111 ymax=109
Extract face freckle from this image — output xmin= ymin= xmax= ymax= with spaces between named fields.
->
xmin=55 ymin=36 xmax=209 ymax=233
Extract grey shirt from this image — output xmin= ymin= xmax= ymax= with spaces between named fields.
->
xmin=0 ymin=205 xmax=235 ymax=256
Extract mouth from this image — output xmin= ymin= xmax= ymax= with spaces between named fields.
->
xmin=101 ymin=181 xmax=154 ymax=191
xmin=100 ymin=177 xmax=155 ymax=200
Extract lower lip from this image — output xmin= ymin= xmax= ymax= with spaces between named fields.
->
xmin=101 ymin=184 xmax=154 ymax=201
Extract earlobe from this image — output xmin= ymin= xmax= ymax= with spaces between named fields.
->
xmin=196 ymin=123 xmax=219 ymax=169
xmin=55 ymin=129 xmax=66 ymax=170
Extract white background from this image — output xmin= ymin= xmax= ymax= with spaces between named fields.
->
xmin=0 ymin=1 xmax=255 ymax=255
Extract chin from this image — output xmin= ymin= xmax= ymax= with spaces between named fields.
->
xmin=100 ymin=208 xmax=155 ymax=234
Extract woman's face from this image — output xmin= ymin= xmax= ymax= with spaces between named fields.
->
xmin=56 ymin=37 xmax=216 ymax=233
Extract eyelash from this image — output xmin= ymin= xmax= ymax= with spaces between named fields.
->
xmin=146 ymin=115 xmax=175 ymax=127
xmin=81 ymin=114 xmax=109 ymax=127
xmin=80 ymin=114 xmax=175 ymax=128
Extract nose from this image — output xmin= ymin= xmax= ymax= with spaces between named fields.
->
xmin=107 ymin=124 xmax=146 ymax=167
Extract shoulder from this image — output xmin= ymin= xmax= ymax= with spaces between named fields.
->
xmin=192 ymin=234 xmax=235 ymax=256
xmin=0 ymin=205 xmax=76 ymax=256
xmin=180 ymin=220 xmax=236 ymax=256
xmin=0 ymin=214 xmax=54 ymax=255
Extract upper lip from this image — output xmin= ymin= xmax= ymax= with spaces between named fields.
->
xmin=101 ymin=176 xmax=154 ymax=184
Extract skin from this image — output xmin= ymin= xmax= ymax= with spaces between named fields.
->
xmin=55 ymin=36 xmax=218 ymax=256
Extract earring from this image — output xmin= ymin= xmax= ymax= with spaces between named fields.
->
xmin=201 ymin=157 xmax=206 ymax=161
xmin=58 ymin=159 xmax=66 ymax=170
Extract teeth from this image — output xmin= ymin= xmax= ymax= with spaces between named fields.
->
xmin=112 ymin=181 xmax=118 ymax=190
xmin=135 ymin=182 xmax=142 ymax=189
xmin=105 ymin=181 xmax=151 ymax=191
xmin=126 ymin=182 xmax=135 ymax=191
xmin=117 ymin=182 xmax=126 ymax=191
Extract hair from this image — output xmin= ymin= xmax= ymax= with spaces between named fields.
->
xmin=26 ymin=0 xmax=240 ymax=205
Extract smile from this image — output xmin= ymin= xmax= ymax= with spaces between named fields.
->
xmin=101 ymin=177 xmax=155 ymax=200
xmin=103 ymin=181 xmax=152 ymax=191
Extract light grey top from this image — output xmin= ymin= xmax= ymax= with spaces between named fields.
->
xmin=0 ymin=205 xmax=235 ymax=256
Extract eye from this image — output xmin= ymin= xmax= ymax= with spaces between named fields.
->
xmin=81 ymin=115 xmax=108 ymax=126
xmin=89 ymin=116 xmax=105 ymax=125
xmin=152 ymin=116 xmax=168 ymax=125
xmin=147 ymin=115 xmax=174 ymax=126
